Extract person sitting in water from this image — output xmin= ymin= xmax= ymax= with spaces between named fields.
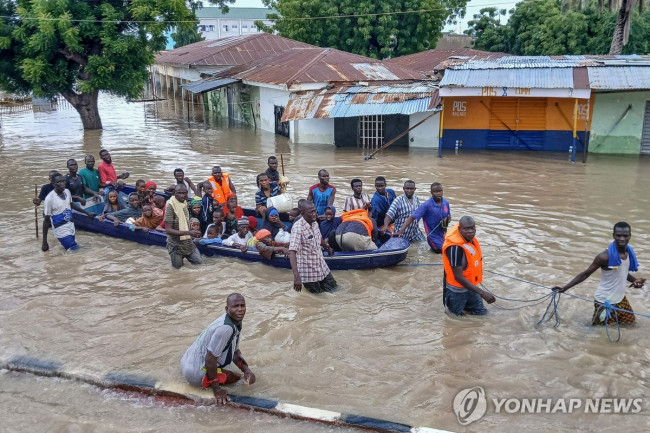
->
xmin=266 ymin=156 xmax=280 ymax=182
xmin=223 ymin=218 xmax=252 ymax=251
xmin=332 ymin=209 xmax=378 ymax=251
xmin=307 ymin=169 xmax=336 ymax=219
xmin=103 ymin=189 xmax=126 ymax=214
xmin=262 ymin=207 xmax=290 ymax=246
xmin=144 ymin=181 xmax=157 ymax=206
xmin=319 ymin=205 xmax=341 ymax=240
xmin=134 ymin=203 xmax=164 ymax=232
xmin=249 ymin=229 xmax=289 ymax=259
xmin=165 ymin=168 xmax=198 ymax=196
xmin=552 ymin=222 xmax=646 ymax=325
xmin=370 ymin=176 xmax=396 ymax=230
xmin=199 ymin=226 xmax=223 ymax=245
xmin=99 ymin=193 xmax=142 ymax=226
xmin=255 ymin=172 xmax=281 ymax=217
xmin=204 ymin=208 xmax=226 ymax=238
xmin=180 ymin=293 xmax=256 ymax=406
xmin=343 ymin=178 xmax=371 ymax=212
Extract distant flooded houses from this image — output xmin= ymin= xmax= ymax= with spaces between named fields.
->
xmin=153 ymin=34 xmax=650 ymax=155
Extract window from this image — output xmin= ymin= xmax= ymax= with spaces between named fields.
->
xmin=358 ymin=115 xmax=384 ymax=149
xmin=208 ymin=25 xmax=214 ymax=31
xmin=198 ymin=25 xmax=206 ymax=31
xmin=232 ymin=24 xmax=238 ymax=29
xmin=223 ymin=25 xmax=229 ymax=31
xmin=242 ymin=25 xmax=248 ymax=32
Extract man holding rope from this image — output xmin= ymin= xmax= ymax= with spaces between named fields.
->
xmin=552 ymin=222 xmax=646 ymax=325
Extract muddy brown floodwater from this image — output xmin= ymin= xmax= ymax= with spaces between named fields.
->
xmin=0 ymin=95 xmax=649 ymax=432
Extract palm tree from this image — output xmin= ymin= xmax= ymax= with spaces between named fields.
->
xmin=609 ymin=0 xmax=638 ymax=54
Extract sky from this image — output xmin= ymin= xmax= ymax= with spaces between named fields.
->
xmin=230 ymin=0 xmax=520 ymax=33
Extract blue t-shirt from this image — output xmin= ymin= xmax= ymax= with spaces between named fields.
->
xmin=411 ymin=197 xmax=451 ymax=249
xmin=370 ymin=189 xmax=396 ymax=226
xmin=309 ymin=184 xmax=335 ymax=215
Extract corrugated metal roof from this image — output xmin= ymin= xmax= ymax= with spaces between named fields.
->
xmin=588 ymin=66 xmax=650 ymax=90
xmin=451 ymin=56 xmax=600 ymax=69
xmin=155 ymin=33 xmax=315 ymax=67
xmin=217 ymin=48 xmax=427 ymax=85
xmin=384 ymin=49 xmax=506 ymax=75
xmin=182 ymin=77 xmax=240 ymax=93
xmin=281 ymin=84 xmax=440 ymax=121
xmin=440 ymin=68 xmax=575 ymax=88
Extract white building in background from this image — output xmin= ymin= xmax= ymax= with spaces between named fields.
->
xmin=196 ymin=7 xmax=276 ymax=40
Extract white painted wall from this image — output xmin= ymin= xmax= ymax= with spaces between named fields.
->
xmin=408 ymin=111 xmax=440 ymax=148
xmin=292 ymin=118 xmax=335 ymax=144
xmin=259 ymin=87 xmax=290 ymax=134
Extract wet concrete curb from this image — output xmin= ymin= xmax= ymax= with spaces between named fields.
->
xmin=0 ymin=355 xmax=452 ymax=433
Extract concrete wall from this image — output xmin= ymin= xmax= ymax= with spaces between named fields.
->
xmin=409 ymin=112 xmax=440 ymax=148
xmin=589 ymin=91 xmax=650 ymax=154
xmin=259 ymin=87 xmax=290 ymax=134
xmin=292 ymin=118 xmax=335 ymax=144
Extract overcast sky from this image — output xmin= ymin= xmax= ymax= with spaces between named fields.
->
xmin=230 ymin=0 xmax=520 ymax=33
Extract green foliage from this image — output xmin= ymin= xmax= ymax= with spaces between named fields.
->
xmin=466 ymin=0 xmax=650 ymax=55
xmin=259 ymin=0 xmax=467 ymax=59
xmin=0 ymin=0 xmax=196 ymax=100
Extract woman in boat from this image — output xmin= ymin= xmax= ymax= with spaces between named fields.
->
xmin=319 ymin=205 xmax=341 ymax=240
xmin=103 ymin=189 xmax=125 ymax=214
xmin=255 ymin=173 xmax=280 ymax=217
xmin=188 ymin=197 xmax=207 ymax=233
xmin=261 ymin=207 xmax=290 ymax=246
xmin=224 ymin=193 xmax=244 ymax=219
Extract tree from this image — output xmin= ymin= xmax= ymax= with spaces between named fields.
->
xmin=0 ymin=0 xmax=203 ymax=129
xmin=464 ymin=7 xmax=512 ymax=52
xmin=258 ymin=0 xmax=468 ymax=59
xmin=609 ymin=0 xmax=638 ymax=53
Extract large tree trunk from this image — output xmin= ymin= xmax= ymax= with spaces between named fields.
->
xmin=60 ymin=89 xmax=103 ymax=130
xmin=609 ymin=0 xmax=638 ymax=54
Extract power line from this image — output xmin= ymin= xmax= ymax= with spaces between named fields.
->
xmin=0 ymin=3 xmax=519 ymax=24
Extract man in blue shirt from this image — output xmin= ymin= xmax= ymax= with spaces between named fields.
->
xmin=370 ymin=176 xmax=396 ymax=229
xmin=393 ymin=182 xmax=451 ymax=253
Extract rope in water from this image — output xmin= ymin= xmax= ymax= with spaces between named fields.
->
xmin=399 ymin=262 xmax=649 ymax=341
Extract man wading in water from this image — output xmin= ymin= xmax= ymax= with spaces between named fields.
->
xmin=552 ymin=222 xmax=646 ymax=325
xmin=180 ymin=293 xmax=256 ymax=405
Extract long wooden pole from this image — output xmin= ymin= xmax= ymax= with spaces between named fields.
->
xmin=364 ymin=111 xmax=438 ymax=160
xmin=280 ymin=154 xmax=285 ymax=176
xmin=34 ymin=184 xmax=39 ymax=238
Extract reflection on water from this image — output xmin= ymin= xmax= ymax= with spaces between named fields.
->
xmin=0 ymin=94 xmax=649 ymax=432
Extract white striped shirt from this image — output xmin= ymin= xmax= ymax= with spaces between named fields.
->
xmin=386 ymin=194 xmax=425 ymax=242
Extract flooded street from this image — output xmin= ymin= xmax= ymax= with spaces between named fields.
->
xmin=1 ymin=95 xmax=649 ymax=432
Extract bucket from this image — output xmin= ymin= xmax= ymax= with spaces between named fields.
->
xmin=267 ymin=193 xmax=293 ymax=213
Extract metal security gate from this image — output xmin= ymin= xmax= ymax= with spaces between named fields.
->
xmin=487 ymin=98 xmax=546 ymax=150
xmin=358 ymin=115 xmax=384 ymax=150
xmin=642 ymin=100 xmax=650 ymax=155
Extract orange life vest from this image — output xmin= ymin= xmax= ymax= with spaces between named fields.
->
xmin=340 ymin=209 xmax=373 ymax=237
xmin=442 ymin=223 xmax=483 ymax=287
xmin=207 ymin=173 xmax=232 ymax=205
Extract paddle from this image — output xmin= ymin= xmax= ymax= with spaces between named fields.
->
xmin=280 ymin=154 xmax=285 ymax=176
xmin=34 ymin=184 xmax=39 ymax=239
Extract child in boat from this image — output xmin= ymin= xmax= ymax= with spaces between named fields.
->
xmin=103 ymin=190 xmax=126 ymax=214
xmin=152 ymin=195 xmax=166 ymax=231
xmin=247 ymin=215 xmax=258 ymax=236
xmin=223 ymin=218 xmax=252 ymax=252
xmin=135 ymin=179 xmax=147 ymax=205
xmin=134 ymin=203 xmax=163 ymax=232
xmin=224 ymin=211 xmax=237 ymax=236
xmin=189 ymin=218 xmax=202 ymax=240
xmin=198 ymin=226 xmax=222 ymax=245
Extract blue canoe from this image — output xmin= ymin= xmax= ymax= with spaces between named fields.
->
xmin=72 ymin=190 xmax=410 ymax=270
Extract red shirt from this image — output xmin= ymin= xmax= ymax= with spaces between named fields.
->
xmin=98 ymin=161 xmax=117 ymax=184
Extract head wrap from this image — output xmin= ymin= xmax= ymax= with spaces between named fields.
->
xmin=237 ymin=217 xmax=249 ymax=227
xmin=255 ymin=229 xmax=271 ymax=240
xmin=262 ymin=206 xmax=286 ymax=239
xmin=247 ymin=215 xmax=258 ymax=229
xmin=319 ymin=205 xmax=340 ymax=239
xmin=189 ymin=197 xmax=201 ymax=207
xmin=145 ymin=181 xmax=157 ymax=189
xmin=189 ymin=217 xmax=200 ymax=225
xmin=268 ymin=208 xmax=279 ymax=217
